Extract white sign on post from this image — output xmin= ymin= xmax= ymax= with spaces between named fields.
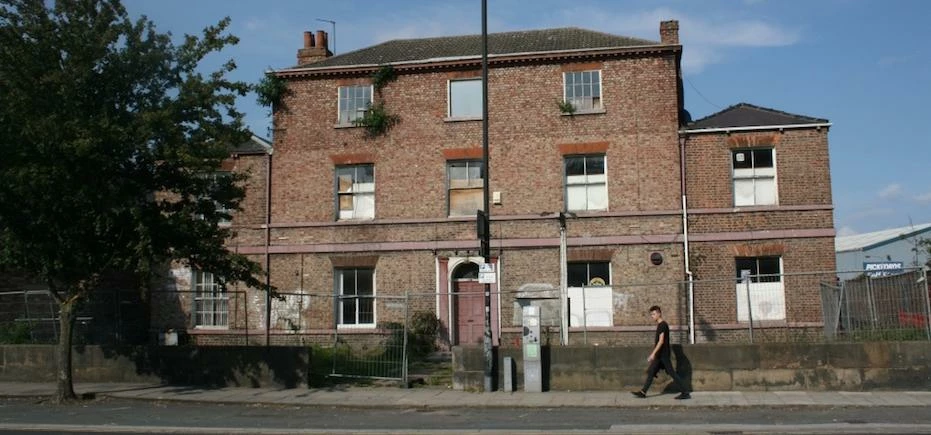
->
xmin=479 ymin=262 xmax=496 ymax=284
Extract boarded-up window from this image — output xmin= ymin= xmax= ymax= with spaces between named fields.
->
xmin=735 ymin=256 xmax=785 ymax=321
xmin=448 ymin=160 xmax=484 ymax=216
xmin=565 ymin=155 xmax=607 ymax=211
xmin=448 ymin=79 xmax=482 ymax=118
xmin=336 ymin=164 xmax=374 ymax=220
xmin=733 ymin=148 xmax=777 ymax=206
xmin=567 ymin=261 xmax=612 ymax=327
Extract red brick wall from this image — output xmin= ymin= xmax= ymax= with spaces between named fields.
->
xmin=156 ymin=44 xmax=838 ymax=342
xmin=271 ymin=54 xmax=682 ymax=223
xmin=689 ymin=237 xmax=836 ymax=324
xmin=684 ymin=129 xmax=833 ymax=208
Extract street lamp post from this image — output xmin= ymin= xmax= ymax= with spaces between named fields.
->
xmin=480 ymin=0 xmax=493 ymax=393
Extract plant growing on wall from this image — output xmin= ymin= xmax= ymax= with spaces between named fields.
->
xmin=557 ymin=99 xmax=577 ymax=115
xmin=255 ymin=72 xmax=290 ymax=110
xmin=353 ymin=65 xmax=400 ymax=138
xmin=371 ymin=64 xmax=397 ymax=93
xmin=355 ymin=102 xmax=400 ymax=138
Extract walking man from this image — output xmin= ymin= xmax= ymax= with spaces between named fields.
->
xmin=631 ymin=305 xmax=690 ymax=399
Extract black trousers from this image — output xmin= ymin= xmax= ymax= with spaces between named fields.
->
xmin=641 ymin=355 xmax=689 ymax=393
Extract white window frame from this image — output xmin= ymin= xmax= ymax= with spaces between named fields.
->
xmin=336 ymin=268 xmax=376 ymax=328
xmin=335 ymin=164 xmax=375 ymax=220
xmin=732 ymin=148 xmax=778 ymax=206
xmin=195 ymin=172 xmax=232 ymax=225
xmin=447 ymin=160 xmax=484 ymax=217
xmin=193 ymin=270 xmax=228 ymax=328
xmin=735 ymin=256 xmax=785 ymax=321
xmin=563 ymin=70 xmax=603 ymax=112
xmin=447 ymin=78 xmax=483 ymax=119
xmin=565 ymin=155 xmax=608 ymax=212
xmin=567 ymin=261 xmax=613 ymax=327
xmin=338 ymin=84 xmax=373 ymax=125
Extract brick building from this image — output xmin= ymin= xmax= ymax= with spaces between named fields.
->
xmin=154 ymin=22 xmax=835 ymax=346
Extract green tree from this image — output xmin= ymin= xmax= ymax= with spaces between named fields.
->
xmin=919 ymin=238 xmax=931 ymax=267
xmin=0 ymin=0 xmax=263 ymax=402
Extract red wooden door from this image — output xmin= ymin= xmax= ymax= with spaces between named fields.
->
xmin=455 ymin=281 xmax=484 ymax=346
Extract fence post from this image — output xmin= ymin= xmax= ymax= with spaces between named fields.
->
xmin=402 ymin=291 xmax=409 ymax=388
xmin=745 ymin=277 xmax=754 ymax=344
xmin=923 ymin=275 xmax=931 ymax=342
xmin=582 ymin=287 xmax=588 ymax=345
xmin=22 ymin=291 xmax=34 ymax=342
xmin=843 ymin=281 xmax=851 ymax=337
xmin=331 ymin=292 xmax=339 ymax=377
xmin=866 ymin=276 xmax=878 ymax=329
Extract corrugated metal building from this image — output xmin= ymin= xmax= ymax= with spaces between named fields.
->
xmin=835 ymin=223 xmax=931 ymax=274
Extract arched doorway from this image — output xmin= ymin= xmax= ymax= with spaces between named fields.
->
xmin=452 ymin=262 xmax=484 ymax=346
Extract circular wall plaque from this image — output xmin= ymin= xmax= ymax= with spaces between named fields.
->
xmin=650 ymin=252 xmax=663 ymax=266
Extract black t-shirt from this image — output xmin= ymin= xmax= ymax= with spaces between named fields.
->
xmin=654 ymin=320 xmax=671 ymax=359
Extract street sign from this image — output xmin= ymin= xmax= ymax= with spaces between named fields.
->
xmin=479 ymin=262 xmax=496 ymax=284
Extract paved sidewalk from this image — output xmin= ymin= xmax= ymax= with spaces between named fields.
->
xmin=3 ymin=382 xmax=931 ymax=408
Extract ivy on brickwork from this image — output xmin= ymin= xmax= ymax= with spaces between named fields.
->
xmin=557 ymin=99 xmax=577 ymax=115
xmin=354 ymin=65 xmax=400 ymax=138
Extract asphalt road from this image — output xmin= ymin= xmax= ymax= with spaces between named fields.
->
xmin=2 ymin=397 xmax=931 ymax=434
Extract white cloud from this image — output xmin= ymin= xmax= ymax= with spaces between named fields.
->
xmin=369 ymin=4 xmax=486 ymax=43
xmin=545 ymin=7 xmax=800 ymax=74
xmin=243 ymin=18 xmax=266 ymax=32
xmin=849 ymin=207 xmax=895 ymax=220
xmin=878 ymin=53 xmax=918 ymax=67
xmin=263 ymin=3 xmax=800 ymax=76
xmin=878 ymin=183 xmax=903 ymax=199
xmin=915 ymin=191 xmax=931 ymax=204
xmin=836 ymin=226 xmax=858 ymax=237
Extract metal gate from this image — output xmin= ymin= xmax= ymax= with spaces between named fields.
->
xmin=330 ymin=293 xmax=409 ymax=384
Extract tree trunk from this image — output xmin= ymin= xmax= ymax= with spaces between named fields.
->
xmin=55 ymin=299 xmax=78 ymax=402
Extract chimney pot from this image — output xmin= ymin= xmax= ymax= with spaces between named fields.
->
xmin=316 ymin=30 xmax=326 ymax=49
xmin=660 ymin=20 xmax=679 ymax=45
xmin=297 ymin=29 xmax=332 ymax=65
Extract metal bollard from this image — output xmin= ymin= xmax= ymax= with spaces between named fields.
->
xmin=503 ymin=356 xmax=514 ymax=392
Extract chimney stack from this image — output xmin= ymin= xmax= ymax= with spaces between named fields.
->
xmin=660 ymin=20 xmax=679 ymax=45
xmin=297 ymin=30 xmax=332 ymax=66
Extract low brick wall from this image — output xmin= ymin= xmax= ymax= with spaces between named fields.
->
xmin=0 ymin=345 xmax=311 ymax=388
xmin=453 ymin=342 xmax=931 ymax=392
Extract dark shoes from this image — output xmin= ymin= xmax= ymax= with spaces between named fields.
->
xmin=631 ymin=390 xmax=690 ymax=399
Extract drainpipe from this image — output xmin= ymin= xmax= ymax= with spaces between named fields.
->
xmin=264 ymin=148 xmax=273 ymax=346
xmin=679 ymin=136 xmax=695 ymax=344
xmin=559 ymin=212 xmax=568 ymax=346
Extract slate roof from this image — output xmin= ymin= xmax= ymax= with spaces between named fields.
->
xmin=288 ymin=27 xmax=660 ymax=70
xmin=685 ymin=103 xmax=829 ymax=130
xmin=835 ymin=222 xmax=931 ymax=252
xmin=230 ymin=135 xmax=272 ymax=155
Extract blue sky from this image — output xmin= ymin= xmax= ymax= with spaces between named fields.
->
xmin=122 ymin=0 xmax=930 ymax=236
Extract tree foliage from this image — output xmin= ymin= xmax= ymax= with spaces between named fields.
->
xmin=0 ymin=0 xmax=263 ymax=401
xmin=919 ymin=238 xmax=931 ymax=267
